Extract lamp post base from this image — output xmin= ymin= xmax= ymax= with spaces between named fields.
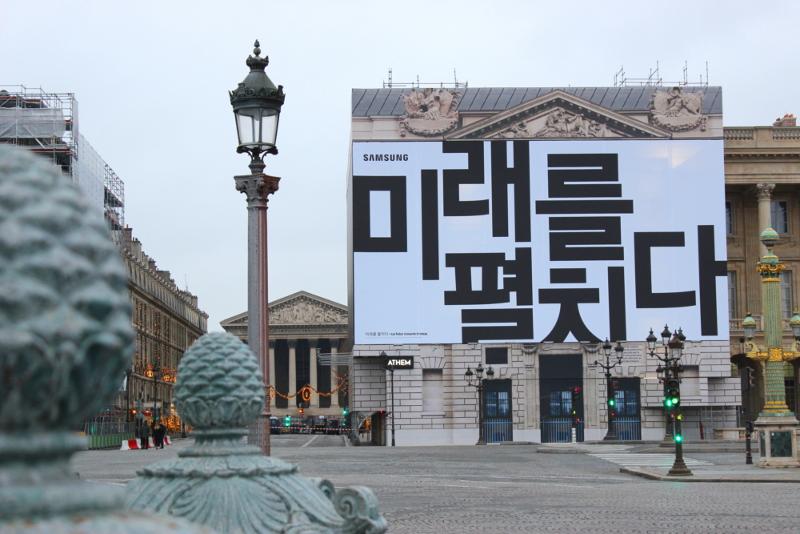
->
xmin=753 ymin=415 xmax=800 ymax=468
xmin=667 ymin=460 xmax=693 ymax=476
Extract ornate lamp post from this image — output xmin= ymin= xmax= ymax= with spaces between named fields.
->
xmin=742 ymin=228 xmax=800 ymax=467
xmin=465 ymin=363 xmax=495 ymax=445
xmin=646 ymin=325 xmax=692 ymax=476
xmin=594 ymin=338 xmax=624 ymax=440
xmin=230 ymin=40 xmax=285 ymax=455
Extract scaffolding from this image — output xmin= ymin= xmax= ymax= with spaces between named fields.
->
xmin=613 ymin=61 xmax=710 ymax=88
xmin=0 ymin=84 xmax=124 ymax=228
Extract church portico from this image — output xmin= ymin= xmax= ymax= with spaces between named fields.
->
xmin=221 ymin=291 xmax=349 ymax=419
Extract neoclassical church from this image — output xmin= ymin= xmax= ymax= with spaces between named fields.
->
xmin=347 ymin=84 xmax=795 ymax=446
xmin=221 ymin=291 xmax=349 ymax=418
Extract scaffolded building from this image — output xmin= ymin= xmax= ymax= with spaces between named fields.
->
xmin=0 ymin=85 xmax=125 ymax=229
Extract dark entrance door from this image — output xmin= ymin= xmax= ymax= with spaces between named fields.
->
xmin=540 ymin=354 xmax=583 ymax=443
xmin=611 ymin=377 xmax=641 ymax=440
xmin=483 ymin=379 xmax=512 ymax=443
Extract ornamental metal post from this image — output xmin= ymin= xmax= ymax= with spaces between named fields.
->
xmin=594 ymin=339 xmax=624 ymax=441
xmin=390 ymin=368 xmax=396 ymax=447
xmin=465 ymin=364 xmax=494 ymax=446
xmin=230 ymin=40 xmax=285 ymax=456
xmin=742 ymin=228 xmax=800 ymax=467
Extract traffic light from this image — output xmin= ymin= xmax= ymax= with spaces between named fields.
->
xmin=664 ymin=378 xmax=680 ymax=409
xmin=283 ymin=415 xmax=291 ymax=427
xmin=570 ymin=386 xmax=582 ymax=425
xmin=341 ymin=407 xmax=349 ymax=417
xmin=674 ymin=432 xmax=683 ymax=443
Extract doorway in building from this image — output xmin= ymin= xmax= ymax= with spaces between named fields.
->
xmin=540 ymin=354 xmax=583 ymax=443
xmin=611 ymin=377 xmax=641 ymax=440
xmin=483 ymin=379 xmax=512 ymax=443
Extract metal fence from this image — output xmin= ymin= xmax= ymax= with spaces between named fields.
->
xmin=612 ymin=416 xmax=642 ymax=441
xmin=483 ymin=419 xmax=513 ymax=443
xmin=82 ymin=417 xmax=135 ymax=449
xmin=541 ymin=418 xmax=584 ymax=443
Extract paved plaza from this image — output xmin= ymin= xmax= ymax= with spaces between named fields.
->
xmin=74 ymin=436 xmax=800 ymax=533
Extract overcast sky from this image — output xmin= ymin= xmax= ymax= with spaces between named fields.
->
xmin=2 ymin=1 xmax=797 ymax=331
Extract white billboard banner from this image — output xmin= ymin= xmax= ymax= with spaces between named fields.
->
xmin=352 ymin=139 xmax=727 ymax=345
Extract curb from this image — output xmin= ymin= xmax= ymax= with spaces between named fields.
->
xmin=619 ymin=466 xmax=800 ymax=483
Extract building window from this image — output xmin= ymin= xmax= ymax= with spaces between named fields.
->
xmin=771 ymin=200 xmax=788 ymax=234
xmin=422 ymin=369 xmax=443 ymax=413
xmin=781 ymin=271 xmax=794 ymax=318
xmin=485 ymin=347 xmax=508 ymax=365
xmin=727 ymin=271 xmax=737 ymax=319
xmin=725 ymin=201 xmax=733 ymax=235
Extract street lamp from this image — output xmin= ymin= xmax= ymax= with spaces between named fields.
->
xmin=465 ymin=363 xmax=495 ymax=445
xmin=230 ymin=40 xmax=285 ymax=456
xmin=594 ymin=338 xmax=624 ymax=440
xmin=741 ymin=227 xmax=800 ymax=467
xmin=646 ymin=325 xmax=692 ymax=476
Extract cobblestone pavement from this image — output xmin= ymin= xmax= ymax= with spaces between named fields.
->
xmin=74 ymin=438 xmax=800 ymax=533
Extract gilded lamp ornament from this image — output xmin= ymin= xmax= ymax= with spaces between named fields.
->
xmin=126 ymin=332 xmax=387 ymax=533
xmin=0 ymin=146 xmax=204 ymax=533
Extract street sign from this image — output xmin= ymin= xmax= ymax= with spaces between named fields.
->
xmin=385 ymin=356 xmax=414 ymax=370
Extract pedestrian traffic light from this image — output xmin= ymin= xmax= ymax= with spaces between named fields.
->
xmin=342 ymin=407 xmax=349 ymax=417
xmin=283 ymin=415 xmax=291 ymax=427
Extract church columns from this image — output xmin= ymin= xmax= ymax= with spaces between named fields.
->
xmin=756 ymin=183 xmax=775 ymax=255
xmin=330 ymin=342 xmax=340 ymax=408
xmin=309 ymin=339 xmax=318 ymax=408
xmin=288 ymin=340 xmax=297 ymax=406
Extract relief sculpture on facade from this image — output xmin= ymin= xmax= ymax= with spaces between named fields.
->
xmin=270 ymin=297 xmax=347 ymax=325
xmin=533 ymin=108 xmax=609 ymax=137
xmin=400 ymin=88 xmax=459 ymax=137
xmin=649 ymin=86 xmax=706 ymax=131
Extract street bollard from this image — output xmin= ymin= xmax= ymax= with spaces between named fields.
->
xmin=745 ymin=421 xmax=754 ymax=465
xmin=0 ymin=146 xmax=207 ymax=533
xmin=126 ymin=331 xmax=387 ymax=533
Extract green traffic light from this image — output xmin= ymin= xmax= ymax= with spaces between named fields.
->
xmin=672 ymin=397 xmax=680 ymax=405
xmin=674 ymin=434 xmax=683 ymax=443
xmin=664 ymin=398 xmax=673 ymax=408
xmin=608 ymin=399 xmax=616 ymax=407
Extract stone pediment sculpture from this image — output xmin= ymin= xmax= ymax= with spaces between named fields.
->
xmin=400 ymin=88 xmax=460 ymax=137
xmin=449 ymin=90 xmax=667 ymax=140
xmin=649 ymin=86 xmax=706 ymax=132
xmin=0 ymin=146 xmax=206 ymax=533
xmin=488 ymin=107 xmax=611 ymax=139
xmin=270 ymin=294 xmax=348 ymax=325
xmin=126 ymin=332 xmax=387 ymax=533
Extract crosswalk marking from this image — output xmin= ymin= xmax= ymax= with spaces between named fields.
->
xmin=589 ymin=452 xmax=712 ymax=468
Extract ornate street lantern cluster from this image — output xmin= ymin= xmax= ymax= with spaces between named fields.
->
xmin=593 ymin=338 xmax=624 ymax=440
xmin=646 ymin=324 xmax=691 ymax=476
xmin=465 ymin=363 xmax=495 ymax=445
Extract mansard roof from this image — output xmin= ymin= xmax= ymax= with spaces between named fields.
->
xmin=352 ymin=86 xmax=722 ymax=117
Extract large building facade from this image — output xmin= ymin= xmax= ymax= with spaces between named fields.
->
xmin=1 ymin=85 xmax=209 ymax=431
xmin=348 ymin=85 xmax=755 ymax=445
xmin=221 ymin=291 xmax=350 ymax=419
xmin=114 ymin=228 xmax=208 ymax=428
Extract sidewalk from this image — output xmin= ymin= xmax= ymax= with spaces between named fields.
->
xmin=621 ymin=463 xmax=800 ymax=483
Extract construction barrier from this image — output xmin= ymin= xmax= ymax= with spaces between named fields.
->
xmin=119 ymin=435 xmax=172 ymax=451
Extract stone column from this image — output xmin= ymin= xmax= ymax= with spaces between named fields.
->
xmin=331 ymin=342 xmax=340 ymax=408
xmin=756 ymin=183 xmax=776 ymax=256
xmin=268 ymin=342 xmax=276 ymax=409
xmin=309 ymin=339 xmax=318 ymax=408
xmin=288 ymin=340 xmax=297 ymax=408
xmin=235 ymin=169 xmax=279 ymax=456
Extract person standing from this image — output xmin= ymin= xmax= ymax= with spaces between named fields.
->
xmin=139 ymin=420 xmax=150 ymax=450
